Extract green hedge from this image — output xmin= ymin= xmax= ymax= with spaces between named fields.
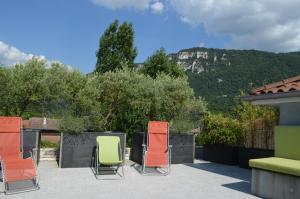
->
xmin=200 ymin=113 xmax=243 ymax=146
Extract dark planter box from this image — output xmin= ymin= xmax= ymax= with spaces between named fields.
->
xmin=130 ymin=132 xmax=195 ymax=164
xmin=130 ymin=132 xmax=144 ymax=165
xmin=238 ymin=147 xmax=274 ymax=169
xmin=195 ymin=146 xmax=204 ymax=159
xmin=203 ymin=144 xmax=239 ymax=165
xmin=60 ymin=132 xmax=126 ymax=168
xmin=22 ymin=129 xmax=39 ymax=159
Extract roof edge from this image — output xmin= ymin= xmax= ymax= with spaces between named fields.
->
xmin=241 ymin=90 xmax=300 ymax=102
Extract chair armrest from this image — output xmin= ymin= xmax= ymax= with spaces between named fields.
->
xmin=166 ymin=145 xmax=172 ymax=152
xmin=142 ymin=144 xmax=147 ymax=154
xmin=142 ymin=144 xmax=147 ymax=150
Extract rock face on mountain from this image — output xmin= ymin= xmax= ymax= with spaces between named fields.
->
xmin=169 ymin=47 xmax=300 ymax=112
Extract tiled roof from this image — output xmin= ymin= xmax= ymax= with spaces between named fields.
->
xmin=251 ymin=75 xmax=300 ymax=95
xmin=28 ymin=117 xmax=59 ymax=130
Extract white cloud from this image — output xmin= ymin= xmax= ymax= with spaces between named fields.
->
xmin=91 ymin=0 xmax=150 ymax=10
xmin=0 ymin=41 xmax=72 ymax=69
xmin=198 ymin=42 xmax=205 ymax=48
xmin=151 ymin=1 xmax=164 ymax=13
xmin=91 ymin=0 xmax=165 ymax=14
xmin=0 ymin=41 xmax=46 ymax=66
xmin=171 ymin=0 xmax=300 ymax=52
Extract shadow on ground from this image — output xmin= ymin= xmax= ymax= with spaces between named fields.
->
xmin=184 ymin=162 xmax=252 ymax=195
xmin=222 ymin=181 xmax=252 ymax=194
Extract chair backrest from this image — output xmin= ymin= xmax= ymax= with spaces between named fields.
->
xmin=0 ymin=117 xmax=22 ymax=159
xmin=96 ymin=136 xmax=121 ymax=164
xmin=275 ymin=126 xmax=300 ymax=160
xmin=147 ymin=121 xmax=169 ymax=152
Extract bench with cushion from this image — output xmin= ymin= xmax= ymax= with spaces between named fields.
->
xmin=249 ymin=126 xmax=300 ymax=199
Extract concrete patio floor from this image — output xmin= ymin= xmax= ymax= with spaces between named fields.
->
xmin=1 ymin=160 xmax=260 ymax=199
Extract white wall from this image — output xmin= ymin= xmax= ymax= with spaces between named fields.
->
xmin=280 ymin=103 xmax=300 ymax=125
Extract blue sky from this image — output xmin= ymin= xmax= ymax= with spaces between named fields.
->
xmin=1 ymin=0 xmax=300 ymax=73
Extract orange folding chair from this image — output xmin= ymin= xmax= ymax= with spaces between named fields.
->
xmin=142 ymin=121 xmax=172 ymax=175
xmin=0 ymin=117 xmax=39 ymax=194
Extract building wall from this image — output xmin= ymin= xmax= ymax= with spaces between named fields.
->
xmin=280 ymin=102 xmax=300 ymax=125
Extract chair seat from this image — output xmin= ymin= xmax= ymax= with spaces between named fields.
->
xmin=100 ymin=160 xmax=123 ymax=165
xmin=249 ymin=157 xmax=300 ymax=177
xmin=145 ymin=151 xmax=168 ymax=167
xmin=3 ymin=158 xmax=36 ymax=182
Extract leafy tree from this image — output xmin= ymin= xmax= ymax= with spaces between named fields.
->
xmin=42 ymin=62 xmax=87 ymax=116
xmin=95 ymin=20 xmax=137 ymax=73
xmin=80 ymin=68 xmax=199 ymax=141
xmin=0 ymin=59 xmax=47 ymax=116
xmin=0 ymin=67 xmax=14 ymax=115
xmin=140 ymin=48 xmax=185 ymax=79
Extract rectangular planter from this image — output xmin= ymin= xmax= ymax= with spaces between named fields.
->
xmin=22 ymin=129 xmax=39 ymax=160
xmin=60 ymin=132 xmax=126 ymax=168
xmin=238 ymin=147 xmax=274 ymax=169
xmin=130 ymin=132 xmax=195 ymax=164
xmin=195 ymin=146 xmax=204 ymax=159
xmin=203 ymin=144 xmax=239 ymax=165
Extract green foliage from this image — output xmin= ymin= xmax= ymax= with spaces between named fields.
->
xmin=170 ymin=119 xmax=196 ymax=134
xmin=95 ymin=20 xmax=137 ymax=73
xmin=200 ymin=113 xmax=243 ymax=146
xmin=81 ymin=68 xmax=199 ymax=141
xmin=170 ymin=97 xmax=207 ymax=133
xmin=0 ymin=58 xmax=205 ymax=140
xmin=40 ymin=140 xmax=59 ymax=149
xmin=59 ymin=115 xmax=85 ymax=134
xmin=141 ymin=48 xmax=185 ymax=79
xmin=234 ymin=99 xmax=278 ymax=149
xmin=0 ymin=59 xmax=90 ymax=121
xmin=0 ymin=58 xmax=47 ymax=116
xmin=42 ymin=63 xmax=87 ymax=116
xmin=0 ymin=67 xmax=12 ymax=115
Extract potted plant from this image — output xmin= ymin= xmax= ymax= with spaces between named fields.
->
xmin=200 ymin=113 xmax=243 ymax=165
xmin=236 ymin=102 xmax=277 ymax=168
xmin=58 ymin=115 xmax=126 ymax=168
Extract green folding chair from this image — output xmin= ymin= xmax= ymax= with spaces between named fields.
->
xmin=94 ymin=136 xmax=124 ymax=179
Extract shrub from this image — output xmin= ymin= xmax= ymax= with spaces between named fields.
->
xmin=234 ymin=101 xmax=278 ymax=149
xmin=200 ymin=113 xmax=243 ymax=146
xmin=40 ymin=140 xmax=59 ymax=149
xmin=59 ymin=115 xmax=85 ymax=134
xmin=170 ymin=97 xmax=207 ymax=134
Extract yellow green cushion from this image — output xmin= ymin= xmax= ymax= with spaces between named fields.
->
xmin=275 ymin=126 xmax=300 ymax=160
xmin=249 ymin=157 xmax=300 ymax=177
xmin=97 ymin=136 xmax=122 ymax=165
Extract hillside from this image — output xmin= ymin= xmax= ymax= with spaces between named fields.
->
xmin=169 ymin=47 xmax=300 ymax=113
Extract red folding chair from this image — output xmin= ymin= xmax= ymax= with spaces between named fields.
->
xmin=0 ymin=117 xmax=39 ymax=194
xmin=142 ymin=121 xmax=172 ymax=175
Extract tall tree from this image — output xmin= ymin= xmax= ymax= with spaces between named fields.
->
xmin=95 ymin=20 xmax=137 ymax=73
xmin=0 ymin=58 xmax=47 ymax=116
xmin=140 ymin=48 xmax=184 ymax=79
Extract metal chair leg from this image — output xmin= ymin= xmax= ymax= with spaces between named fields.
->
xmin=121 ymin=165 xmax=125 ymax=178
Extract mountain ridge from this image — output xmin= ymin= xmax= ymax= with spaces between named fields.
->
xmin=168 ymin=47 xmax=300 ymax=113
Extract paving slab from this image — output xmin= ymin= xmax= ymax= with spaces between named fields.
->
xmin=0 ymin=160 xmax=260 ymax=199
